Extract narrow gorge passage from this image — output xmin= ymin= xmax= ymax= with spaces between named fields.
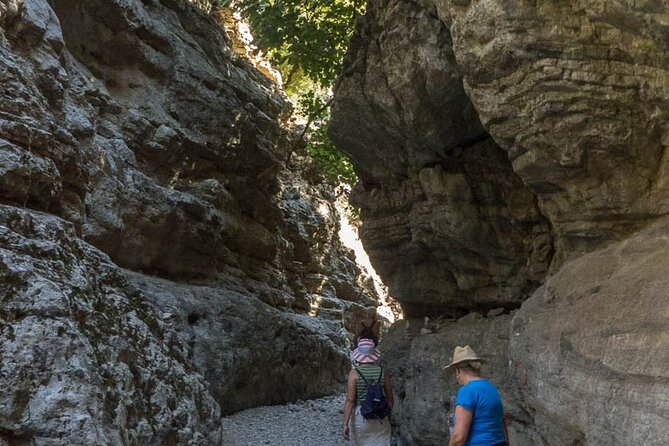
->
xmin=1 ymin=0 xmax=668 ymax=445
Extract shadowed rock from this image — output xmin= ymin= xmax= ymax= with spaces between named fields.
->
xmin=442 ymin=0 xmax=669 ymax=265
xmin=331 ymin=0 xmax=669 ymax=444
xmin=1 ymin=0 xmax=378 ymax=441
xmin=330 ymin=0 xmax=552 ymax=317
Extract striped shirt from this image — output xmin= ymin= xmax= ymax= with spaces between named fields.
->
xmin=355 ymin=365 xmax=384 ymax=406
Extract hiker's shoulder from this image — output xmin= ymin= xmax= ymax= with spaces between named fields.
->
xmin=475 ymin=379 xmax=497 ymax=389
xmin=465 ymin=379 xmax=498 ymax=394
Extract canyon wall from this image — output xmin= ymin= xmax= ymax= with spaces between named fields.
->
xmin=0 ymin=0 xmax=377 ymax=443
xmin=330 ymin=0 xmax=669 ymax=444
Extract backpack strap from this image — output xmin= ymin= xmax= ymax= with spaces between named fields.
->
xmin=376 ymin=366 xmax=384 ymax=385
xmin=354 ymin=366 xmax=371 ymax=388
xmin=355 ymin=366 xmax=383 ymax=388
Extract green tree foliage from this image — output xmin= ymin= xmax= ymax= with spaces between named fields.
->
xmin=297 ymin=91 xmax=356 ymax=186
xmin=219 ymin=0 xmax=364 ymax=188
xmin=220 ymin=0 xmax=363 ymax=88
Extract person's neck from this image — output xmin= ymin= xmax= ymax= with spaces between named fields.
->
xmin=460 ymin=374 xmax=482 ymax=385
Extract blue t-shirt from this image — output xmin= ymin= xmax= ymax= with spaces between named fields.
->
xmin=455 ymin=379 xmax=505 ymax=446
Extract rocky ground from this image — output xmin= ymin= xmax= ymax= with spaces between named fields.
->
xmin=221 ymin=394 xmax=348 ymax=446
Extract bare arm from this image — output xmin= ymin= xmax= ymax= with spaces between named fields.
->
xmin=448 ymin=405 xmax=473 ymax=446
xmin=384 ymin=369 xmax=394 ymax=410
xmin=342 ymin=369 xmax=357 ymax=441
xmin=503 ymin=411 xmax=511 ymax=445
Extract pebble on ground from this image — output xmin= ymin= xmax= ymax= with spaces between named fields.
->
xmin=222 ymin=394 xmax=348 ymax=446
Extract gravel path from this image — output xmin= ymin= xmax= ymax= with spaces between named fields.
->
xmin=221 ymin=394 xmax=348 ymax=446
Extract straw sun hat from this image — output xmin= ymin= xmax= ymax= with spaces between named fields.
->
xmin=442 ymin=345 xmax=486 ymax=371
xmin=352 ymin=338 xmax=381 ymax=364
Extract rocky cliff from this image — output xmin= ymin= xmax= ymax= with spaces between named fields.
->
xmin=330 ymin=0 xmax=668 ymax=444
xmin=0 ymin=0 xmax=378 ymax=443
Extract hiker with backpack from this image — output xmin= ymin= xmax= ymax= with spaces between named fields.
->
xmin=444 ymin=345 xmax=510 ymax=446
xmin=342 ymin=337 xmax=394 ymax=445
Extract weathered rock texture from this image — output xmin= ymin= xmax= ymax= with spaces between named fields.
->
xmin=1 ymin=0 xmax=377 ymax=442
xmin=0 ymin=208 xmax=222 ymax=445
xmin=440 ymin=0 xmax=669 ymax=267
xmin=330 ymin=0 xmax=553 ymax=317
xmin=331 ymin=0 xmax=669 ymax=445
xmin=382 ymin=314 xmax=538 ymax=446
xmin=510 ymin=218 xmax=669 ymax=446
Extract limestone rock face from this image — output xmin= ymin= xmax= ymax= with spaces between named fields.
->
xmin=1 ymin=0 xmax=376 ymax=441
xmin=331 ymin=0 xmax=669 ymax=444
xmin=127 ymin=272 xmax=352 ymax=415
xmin=0 ymin=207 xmax=222 ymax=445
xmin=329 ymin=0 xmax=552 ymax=316
xmin=332 ymin=0 xmax=669 ymax=309
xmin=510 ymin=218 xmax=669 ymax=446
xmin=381 ymin=314 xmax=539 ymax=446
xmin=440 ymin=0 xmax=669 ymax=266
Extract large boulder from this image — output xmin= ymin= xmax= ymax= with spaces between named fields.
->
xmin=128 ymin=271 xmax=352 ymax=415
xmin=510 ymin=218 xmax=669 ymax=446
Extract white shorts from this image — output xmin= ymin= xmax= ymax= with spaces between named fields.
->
xmin=350 ymin=407 xmax=391 ymax=446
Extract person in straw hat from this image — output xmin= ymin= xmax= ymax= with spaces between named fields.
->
xmin=342 ymin=332 xmax=394 ymax=445
xmin=444 ymin=345 xmax=509 ymax=446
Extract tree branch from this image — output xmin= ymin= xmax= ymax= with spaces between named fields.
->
xmin=285 ymin=95 xmax=334 ymax=163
